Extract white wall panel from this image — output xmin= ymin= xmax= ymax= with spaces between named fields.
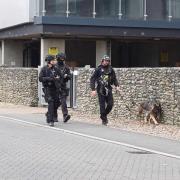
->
xmin=0 ymin=0 xmax=36 ymax=29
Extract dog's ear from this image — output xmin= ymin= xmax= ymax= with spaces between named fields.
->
xmin=158 ymin=103 xmax=161 ymax=108
xmin=153 ymin=103 xmax=158 ymax=109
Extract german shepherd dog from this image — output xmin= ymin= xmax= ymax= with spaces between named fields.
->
xmin=138 ymin=100 xmax=162 ymax=125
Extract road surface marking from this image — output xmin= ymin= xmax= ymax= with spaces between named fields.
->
xmin=0 ymin=115 xmax=180 ymax=160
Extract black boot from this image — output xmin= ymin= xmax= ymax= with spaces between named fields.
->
xmin=54 ymin=116 xmax=58 ymax=122
xmin=63 ymin=114 xmax=71 ymax=123
xmin=100 ymin=115 xmax=108 ymax=126
xmin=49 ymin=122 xmax=54 ymax=127
xmin=45 ymin=112 xmax=50 ymax=124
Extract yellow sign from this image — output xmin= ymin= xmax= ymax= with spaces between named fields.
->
xmin=160 ymin=51 xmax=168 ymax=63
xmin=48 ymin=47 xmax=58 ymax=55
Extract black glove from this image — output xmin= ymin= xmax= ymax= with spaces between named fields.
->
xmin=43 ymin=77 xmax=54 ymax=82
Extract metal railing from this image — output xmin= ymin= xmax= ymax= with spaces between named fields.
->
xmin=37 ymin=0 xmax=179 ymax=21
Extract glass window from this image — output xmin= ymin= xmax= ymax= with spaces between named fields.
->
xmin=121 ymin=0 xmax=143 ymax=20
xmin=69 ymin=0 xmax=93 ymax=17
xmin=171 ymin=0 xmax=180 ymax=19
xmin=146 ymin=0 xmax=168 ymax=20
xmin=95 ymin=0 xmax=119 ymax=18
xmin=46 ymin=0 xmax=66 ymax=16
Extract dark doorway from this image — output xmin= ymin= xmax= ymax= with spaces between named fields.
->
xmin=23 ymin=40 xmax=40 ymax=67
xmin=65 ymin=40 xmax=96 ymax=68
xmin=111 ymin=41 xmax=131 ymax=67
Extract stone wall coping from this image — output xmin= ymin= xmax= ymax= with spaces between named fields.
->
xmin=0 ymin=67 xmax=37 ymax=70
xmin=77 ymin=67 xmax=180 ymax=70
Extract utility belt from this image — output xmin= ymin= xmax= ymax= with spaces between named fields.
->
xmin=42 ymin=81 xmax=55 ymax=88
xmin=42 ymin=86 xmax=59 ymax=102
xmin=98 ymin=84 xmax=111 ymax=96
xmin=60 ymin=87 xmax=70 ymax=96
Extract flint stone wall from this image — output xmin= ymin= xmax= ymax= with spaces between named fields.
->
xmin=0 ymin=68 xmax=38 ymax=106
xmin=0 ymin=67 xmax=180 ymax=125
xmin=76 ymin=68 xmax=180 ymax=125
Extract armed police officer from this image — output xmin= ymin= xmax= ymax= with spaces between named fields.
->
xmin=90 ymin=55 xmax=119 ymax=125
xmin=39 ymin=55 xmax=61 ymax=127
xmin=56 ymin=52 xmax=71 ymax=123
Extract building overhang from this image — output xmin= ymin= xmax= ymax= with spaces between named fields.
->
xmin=35 ymin=16 xmax=180 ymax=29
xmin=1 ymin=16 xmax=180 ymax=40
xmin=0 ymin=23 xmax=43 ymax=39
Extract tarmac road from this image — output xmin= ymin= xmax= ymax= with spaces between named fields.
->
xmin=0 ymin=109 xmax=180 ymax=180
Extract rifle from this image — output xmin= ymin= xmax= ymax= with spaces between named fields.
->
xmin=51 ymin=68 xmax=63 ymax=93
xmin=98 ymin=75 xmax=109 ymax=96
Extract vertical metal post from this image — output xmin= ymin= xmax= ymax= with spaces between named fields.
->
xmin=40 ymin=38 xmax=45 ymax=67
xmin=93 ymin=0 xmax=96 ymax=18
xmin=168 ymin=0 xmax=172 ymax=21
xmin=1 ymin=40 xmax=4 ymax=65
xmin=66 ymin=0 xmax=70 ymax=17
xmin=36 ymin=0 xmax=39 ymax=16
xmin=118 ymin=0 xmax=122 ymax=19
xmin=42 ymin=0 xmax=46 ymax=16
xmin=72 ymin=71 xmax=78 ymax=108
xmin=107 ymin=40 xmax=111 ymax=58
xmin=143 ymin=0 xmax=147 ymax=20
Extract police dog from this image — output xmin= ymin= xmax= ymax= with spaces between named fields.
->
xmin=138 ymin=100 xmax=162 ymax=125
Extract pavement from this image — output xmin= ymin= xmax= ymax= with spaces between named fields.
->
xmin=0 ymin=104 xmax=180 ymax=179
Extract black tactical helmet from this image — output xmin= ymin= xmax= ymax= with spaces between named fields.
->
xmin=45 ymin=55 xmax=55 ymax=62
xmin=101 ymin=55 xmax=110 ymax=62
xmin=56 ymin=52 xmax=66 ymax=61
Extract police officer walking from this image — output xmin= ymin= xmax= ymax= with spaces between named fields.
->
xmin=90 ymin=55 xmax=119 ymax=125
xmin=39 ymin=55 xmax=61 ymax=127
xmin=56 ymin=52 xmax=71 ymax=123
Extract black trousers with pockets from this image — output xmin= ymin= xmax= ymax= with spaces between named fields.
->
xmin=98 ymin=90 xmax=114 ymax=117
xmin=46 ymin=88 xmax=60 ymax=123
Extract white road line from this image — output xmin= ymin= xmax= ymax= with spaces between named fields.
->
xmin=0 ymin=115 xmax=180 ymax=160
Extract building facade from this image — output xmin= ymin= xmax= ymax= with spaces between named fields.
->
xmin=1 ymin=0 xmax=180 ymax=68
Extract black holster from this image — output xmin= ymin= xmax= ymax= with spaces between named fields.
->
xmin=42 ymin=87 xmax=48 ymax=102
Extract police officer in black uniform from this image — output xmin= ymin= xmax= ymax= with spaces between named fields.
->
xmin=39 ymin=55 xmax=61 ymax=127
xmin=90 ymin=55 xmax=119 ymax=125
xmin=56 ymin=52 xmax=71 ymax=123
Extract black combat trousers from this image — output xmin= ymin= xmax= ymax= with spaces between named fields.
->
xmin=60 ymin=95 xmax=68 ymax=118
xmin=98 ymin=90 xmax=114 ymax=120
xmin=46 ymin=88 xmax=60 ymax=123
